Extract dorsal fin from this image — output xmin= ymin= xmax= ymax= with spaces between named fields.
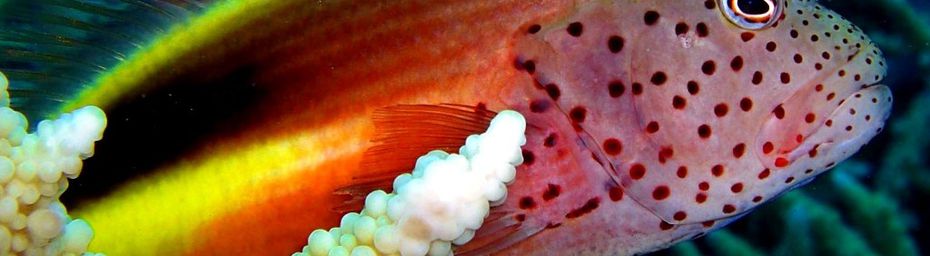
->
xmin=334 ymin=104 xmax=496 ymax=213
xmin=0 ymin=0 xmax=212 ymax=122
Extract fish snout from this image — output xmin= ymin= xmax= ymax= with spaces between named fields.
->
xmin=758 ymin=83 xmax=891 ymax=181
xmin=779 ymin=23 xmax=891 ymax=168
xmin=754 ymin=2 xmax=889 ymax=174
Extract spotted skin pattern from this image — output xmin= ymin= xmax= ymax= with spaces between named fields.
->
xmin=461 ymin=0 xmax=891 ymax=254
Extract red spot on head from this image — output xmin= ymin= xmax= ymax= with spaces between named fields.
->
xmin=632 ymin=83 xmax=643 ymax=95
xmin=730 ymin=183 xmax=744 ymax=193
xmin=646 ymin=121 xmax=660 ymax=133
xmin=740 ymin=97 xmax=753 ymax=111
xmin=712 ymin=164 xmax=725 ymax=177
xmin=675 ymin=22 xmax=689 ymax=35
xmin=569 ymin=106 xmax=587 ymax=123
xmin=702 ymin=220 xmax=715 ymax=227
xmin=676 ymin=166 xmax=688 ymax=178
xmin=696 ymin=22 xmax=709 ymax=37
xmin=775 ymin=157 xmax=789 ymax=167
xmin=608 ymin=36 xmax=625 ymax=53
xmin=542 ymin=184 xmax=561 ymax=201
xmin=773 ymin=105 xmax=786 ymax=119
xmin=752 ymin=196 xmax=763 ymax=203
xmin=805 ymin=113 xmax=816 ymax=123
xmin=545 ymin=84 xmax=561 ymax=100
xmin=565 ymin=197 xmax=600 ymax=219
xmin=808 ymin=145 xmax=820 ymax=158
xmin=566 ymin=22 xmax=584 ymax=37
xmin=659 ymin=221 xmax=674 ymax=230
xmin=521 ymin=149 xmax=535 ymax=166
xmin=519 ymin=197 xmax=537 ymax=209
xmin=722 ymin=204 xmax=736 ymax=214
xmin=732 ymin=143 xmax=746 ymax=158
xmin=688 ymin=81 xmax=700 ymax=95
xmin=752 ymin=71 xmax=763 ymax=85
xmin=714 ymin=103 xmax=729 ymax=117
xmin=758 ymin=168 xmax=771 ymax=179
xmin=609 ymin=186 xmax=624 ymax=201
xmin=529 ymin=99 xmax=550 ymax=113
xmin=652 ymin=186 xmax=670 ymax=200
xmin=705 ymin=0 xmax=717 ymax=9
xmin=730 ymin=56 xmax=744 ymax=71
xmin=673 ymin=211 xmax=687 ymax=221
xmin=658 ymin=147 xmax=674 ymax=163
xmin=695 ymin=193 xmax=707 ymax=203
xmin=544 ymin=133 xmax=557 ymax=147
xmin=527 ymin=24 xmax=541 ymax=34
xmin=651 ymin=72 xmax=668 ymax=85
xmin=763 ymin=142 xmax=774 ymax=154
xmin=545 ymin=222 xmax=562 ymax=229
xmin=702 ymin=60 xmax=716 ymax=75
xmin=673 ymin=95 xmax=687 ymax=109
xmin=698 ymin=182 xmax=710 ymax=191
xmin=629 ymin=164 xmax=646 ymax=180
xmin=608 ymin=81 xmax=625 ymax=97
xmin=698 ymin=124 xmax=712 ymax=138
xmin=603 ymin=138 xmax=623 ymax=155
xmin=522 ymin=60 xmax=536 ymax=73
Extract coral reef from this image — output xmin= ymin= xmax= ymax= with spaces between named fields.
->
xmin=655 ymin=0 xmax=929 ymax=255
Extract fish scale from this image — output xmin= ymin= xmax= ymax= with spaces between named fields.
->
xmin=508 ymin=0 xmax=889 ymax=231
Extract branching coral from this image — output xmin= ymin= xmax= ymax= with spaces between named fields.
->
xmin=0 ymin=72 xmax=107 ymax=255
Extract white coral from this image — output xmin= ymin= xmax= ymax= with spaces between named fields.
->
xmin=0 ymin=71 xmax=107 ymax=255
xmin=296 ymin=110 xmax=526 ymax=256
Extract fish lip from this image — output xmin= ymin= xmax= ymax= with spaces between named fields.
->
xmin=862 ymin=81 xmax=882 ymax=88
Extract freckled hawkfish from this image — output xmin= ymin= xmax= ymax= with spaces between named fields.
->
xmin=338 ymin=0 xmax=891 ymax=254
xmin=24 ymin=0 xmax=889 ymax=254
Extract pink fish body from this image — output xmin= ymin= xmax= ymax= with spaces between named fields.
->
xmin=456 ymin=0 xmax=891 ymax=254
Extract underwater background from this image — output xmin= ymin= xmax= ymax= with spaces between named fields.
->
xmin=0 ymin=0 xmax=926 ymax=255
xmin=656 ymin=0 xmax=929 ymax=255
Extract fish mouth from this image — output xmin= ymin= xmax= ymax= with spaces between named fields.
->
xmin=754 ymin=41 xmax=892 ymax=175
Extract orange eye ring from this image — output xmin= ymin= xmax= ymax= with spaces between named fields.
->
xmin=731 ymin=0 xmax=775 ymax=22
xmin=718 ymin=0 xmax=782 ymax=30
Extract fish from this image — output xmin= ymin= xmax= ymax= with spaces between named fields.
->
xmin=0 ymin=0 xmax=890 ymax=255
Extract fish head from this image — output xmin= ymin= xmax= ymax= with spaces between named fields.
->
xmin=511 ymin=0 xmax=891 ymax=225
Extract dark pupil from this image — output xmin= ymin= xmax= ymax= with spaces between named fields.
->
xmin=737 ymin=0 xmax=770 ymax=15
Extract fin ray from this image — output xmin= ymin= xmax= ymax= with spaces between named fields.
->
xmin=333 ymin=104 xmax=495 ymax=213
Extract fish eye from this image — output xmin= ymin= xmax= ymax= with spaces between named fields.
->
xmin=718 ymin=0 xmax=782 ymax=30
